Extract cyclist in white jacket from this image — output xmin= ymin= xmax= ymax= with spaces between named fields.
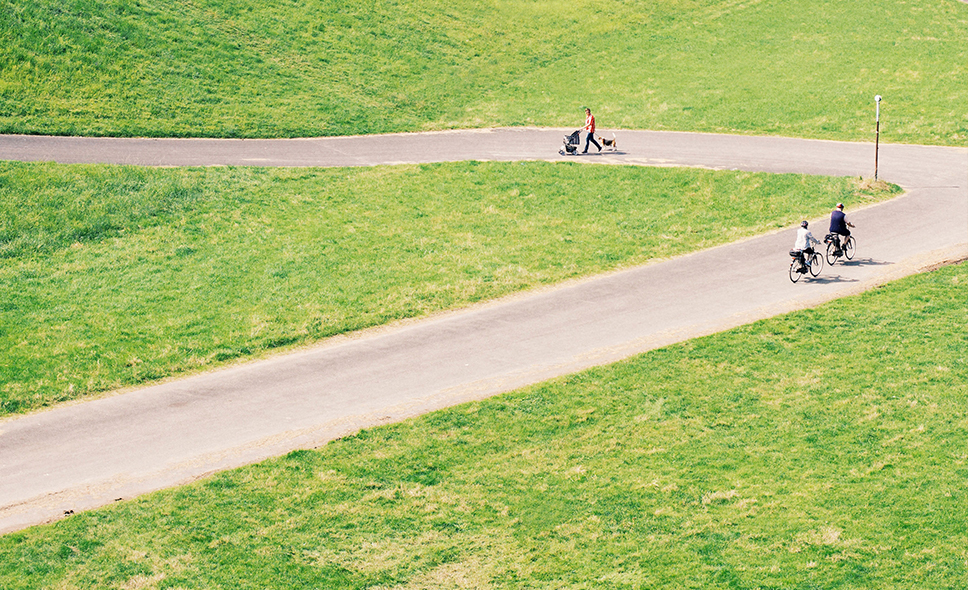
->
xmin=793 ymin=220 xmax=820 ymax=270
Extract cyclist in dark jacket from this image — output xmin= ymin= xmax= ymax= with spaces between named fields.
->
xmin=829 ymin=203 xmax=854 ymax=252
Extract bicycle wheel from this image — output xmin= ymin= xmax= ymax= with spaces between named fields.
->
xmin=826 ymin=241 xmax=840 ymax=265
xmin=844 ymin=236 xmax=855 ymax=260
xmin=809 ymin=251 xmax=823 ymax=276
xmin=789 ymin=260 xmax=802 ymax=283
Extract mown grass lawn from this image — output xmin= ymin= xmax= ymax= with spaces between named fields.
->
xmin=1 ymin=0 xmax=966 ymax=145
xmin=2 ymin=1 xmax=963 ymax=586
xmin=2 ymin=261 xmax=965 ymax=589
xmin=0 ymin=160 xmax=900 ymax=416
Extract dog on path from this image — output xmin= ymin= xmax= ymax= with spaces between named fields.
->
xmin=596 ymin=132 xmax=618 ymax=151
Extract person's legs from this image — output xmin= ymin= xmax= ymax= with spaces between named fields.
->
xmin=804 ymin=247 xmax=816 ymax=271
xmin=837 ymin=233 xmax=849 ymax=253
xmin=583 ymin=132 xmax=601 ymax=153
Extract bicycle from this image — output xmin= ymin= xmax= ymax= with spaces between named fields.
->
xmin=824 ymin=233 xmax=855 ymax=265
xmin=789 ymin=247 xmax=822 ymax=283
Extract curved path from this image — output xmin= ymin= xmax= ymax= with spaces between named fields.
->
xmin=1 ymin=129 xmax=966 ymax=534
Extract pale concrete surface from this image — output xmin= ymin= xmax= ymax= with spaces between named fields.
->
xmin=1 ymin=129 xmax=966 ymax=534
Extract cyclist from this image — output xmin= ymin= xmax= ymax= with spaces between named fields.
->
xmin=828 ymin=203 xmax=854 ymax=254
xmin=793 ymin=220 xmax=820 ymax=272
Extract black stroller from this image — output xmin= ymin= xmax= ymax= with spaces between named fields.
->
xmin=559 ymin=130 xmax=581 ymax=155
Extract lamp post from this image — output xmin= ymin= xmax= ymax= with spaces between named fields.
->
xmin=874 ymin=95 xmax=882 ymax=180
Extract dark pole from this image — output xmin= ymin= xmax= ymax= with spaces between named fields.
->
xmin=874 ymin=95 xmax=882 ymax=180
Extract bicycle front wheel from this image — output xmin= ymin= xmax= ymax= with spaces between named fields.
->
xmin=809 ymin=251 xmax=823 ymax=276
xmin=844 ymin=236 xmax=855 ymax=260
xmin=789 ymin=260 xmax=802 ymax=283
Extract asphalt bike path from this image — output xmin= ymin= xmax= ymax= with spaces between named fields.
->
xmin=1 ymin=129 xmax=966 ymax=533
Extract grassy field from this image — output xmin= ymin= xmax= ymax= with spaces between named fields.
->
xmin=2 ymin=1 xmax=963 ymax=586
xmin=2 ymin=260 xmax=965 ymax=589
xmin=1 ymin=0 xmax=966 ymax=144
xmin=0 ymin=160 xmax=900 ymax=416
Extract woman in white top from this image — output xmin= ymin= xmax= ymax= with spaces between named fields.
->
xmin=793 ymin=220 xmax=820 ymax=269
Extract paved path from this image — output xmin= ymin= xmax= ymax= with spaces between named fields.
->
xmin=1 ymin=129 xmax=966 ymax=534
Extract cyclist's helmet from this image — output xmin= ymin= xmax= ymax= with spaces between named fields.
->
xmin=836 ymin=203 xmax=844 ymax=209
xmin=801 ymin=220 xmax=808 ymax=228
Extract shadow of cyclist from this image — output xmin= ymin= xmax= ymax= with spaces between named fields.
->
xmin=800 ymin=274 xmax=860 ymax=284
xmin=837 ymin=257 xmax=890 ymax=267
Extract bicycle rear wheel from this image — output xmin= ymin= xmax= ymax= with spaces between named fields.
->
xmin=789 ymin=260 xmax=802 ymax=283
xmin=826 ymin=242 xmax=840 ymax=265
xmin=844 ymin=236 xmax=855 ymax=260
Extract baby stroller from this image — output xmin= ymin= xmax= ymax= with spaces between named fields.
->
xmin=559 ymin=130 xmax=581 ymax=155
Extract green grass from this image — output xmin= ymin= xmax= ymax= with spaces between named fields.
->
xmin=2 ymin=261 xmax=964 ymax=589
xmin=0 ymin=160 xmax=900 ymax=416
xmin=1 ymin=0 xmax=966 ymax=144
xmin=2 ymin=2 xmax=963 ymax=587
